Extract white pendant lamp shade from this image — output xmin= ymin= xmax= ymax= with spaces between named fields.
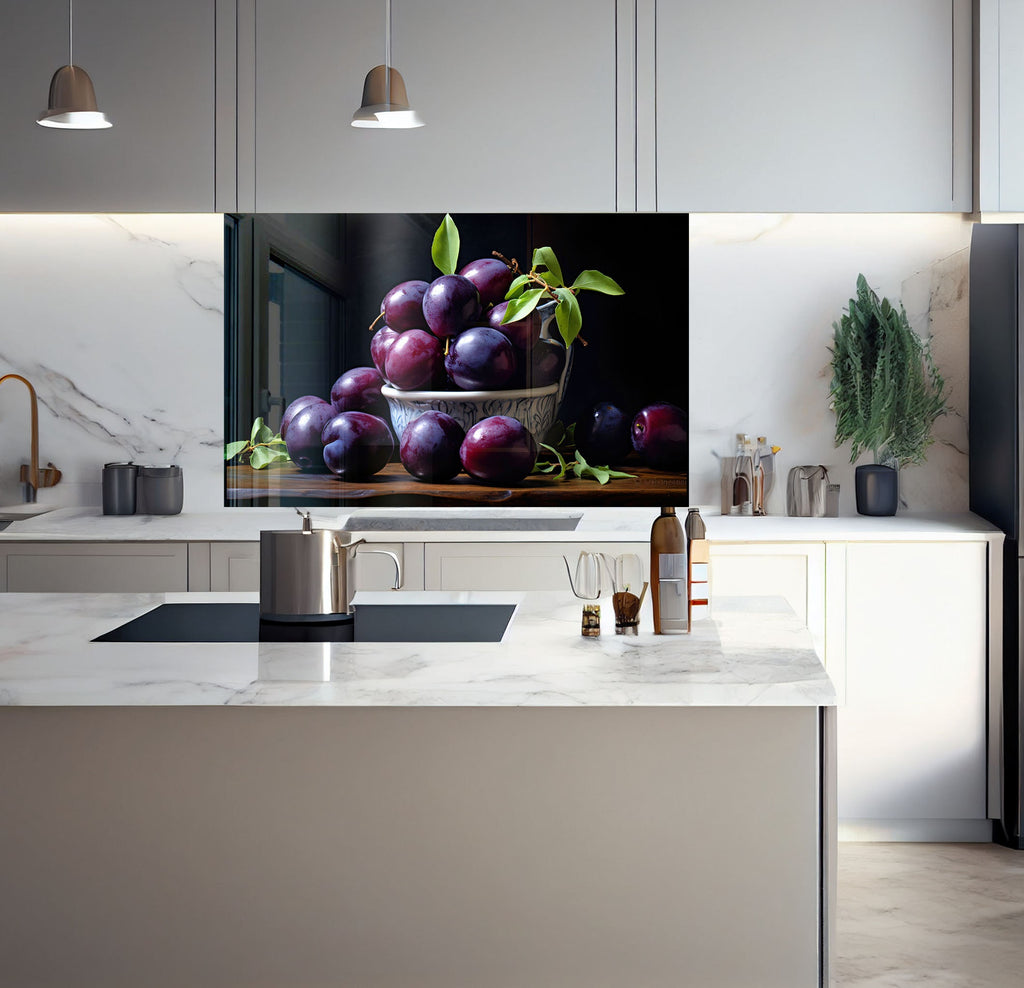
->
xmin=351 ymin=65 xmax=423 ymax=129
xmin=37 ymin=64 xmax=111 ymax=129
xmin=37 ymin=1 xmax=111 ymax=130
xmin=351 ymin=0 xmax=423 ymax=129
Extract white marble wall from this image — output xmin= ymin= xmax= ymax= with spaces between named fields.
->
xmin=689 ymin=214 xmax=974 ymax=515
xmin=0 ymin=212 xmax=975 ymax=517
xmin=0 ymin=215 xmax=224 ymax=510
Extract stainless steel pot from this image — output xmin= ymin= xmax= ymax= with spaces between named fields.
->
xmin=259 ymin=510 xmax=401 ymax=620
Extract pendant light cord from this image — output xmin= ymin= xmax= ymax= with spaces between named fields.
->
xmin=384 ymin=0 xmax=391 ymax=107
xmin=69 ymin=0 xmax=74 ymax=66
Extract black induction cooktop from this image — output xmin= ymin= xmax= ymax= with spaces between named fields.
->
xmin=92 ymin=602 xmax=516 ymax=644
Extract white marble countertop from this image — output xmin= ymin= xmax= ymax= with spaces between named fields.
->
xmin=0 ymin=504 xmax=1004 ymax=544
xmin=0 ymin=590 xmax=835 ymax=708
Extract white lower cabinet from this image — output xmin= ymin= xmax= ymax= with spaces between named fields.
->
xmin=0 ymin=543 xmax=188 ymax=593
xmin=835 ymin=541 xmax=990 ymax=841
xmin=708 ymin=542 xmax=826 ymax=658
xmin=423 ymin=542 xmax=649 ymax=592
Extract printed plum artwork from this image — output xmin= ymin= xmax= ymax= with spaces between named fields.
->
xmin=225 ymin=213 xmax=688 ymax=507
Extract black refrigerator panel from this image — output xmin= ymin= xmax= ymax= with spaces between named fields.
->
xmin=997 ymin=549 xmax=1024 ymax=848
xmin=969 ymin=223 xmax=1021 ymax=540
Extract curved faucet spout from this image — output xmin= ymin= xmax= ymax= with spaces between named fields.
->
xmin=0 ymin=374 xmax=60 ymax=503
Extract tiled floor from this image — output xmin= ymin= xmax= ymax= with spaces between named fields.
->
xmin=836 ymin=842 xmax=1024 ymax=986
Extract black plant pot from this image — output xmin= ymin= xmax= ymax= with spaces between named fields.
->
xmin=855 ymin=464 xmax=898 ymax=516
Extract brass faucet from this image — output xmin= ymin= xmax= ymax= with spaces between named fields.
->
xmin=0 ymin=374 xmax=62 ymax=503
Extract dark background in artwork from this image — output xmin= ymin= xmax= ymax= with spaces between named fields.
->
xmin=225 ymin=213 xmax=688 ymax=506
xmin=228 ymin=212 xmax=688 ymax=440
xmin=339 ymin=213 xmax=689 ymax=432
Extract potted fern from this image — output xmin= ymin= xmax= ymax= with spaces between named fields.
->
xmin=828 ymin=274 xmax=947 ymax=515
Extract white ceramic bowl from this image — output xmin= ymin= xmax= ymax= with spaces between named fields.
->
xmin=382 ymin=383 xmax=560 ymax=439
xmin=382 ymin=301 xmax=573 ymax=440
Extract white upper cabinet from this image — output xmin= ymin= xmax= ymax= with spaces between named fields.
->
xmin=0 ymin=0 xmax=216 ymax=212
xmin=977 ymin=0 xmax=1024 ymax=212
xmin=654 ymin=0 xmax=972 ymax=212
xmin=246 ymin=0 xmax=618 ymax=213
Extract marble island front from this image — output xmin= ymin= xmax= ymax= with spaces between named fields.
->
xmin=0 ymin=591 xmax=836 ymax=988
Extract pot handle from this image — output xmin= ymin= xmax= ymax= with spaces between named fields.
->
xmin=355 ymin=548 xmax=403 ymax=591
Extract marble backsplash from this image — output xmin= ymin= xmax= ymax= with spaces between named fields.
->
xmin=0 ymin=211 xmax=975 ymax=517
xmin=0 ymin=214 xmax=224 ymax=510
xmin=688 ymin=213 xmax=974 ymax=515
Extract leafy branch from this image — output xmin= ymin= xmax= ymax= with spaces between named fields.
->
xmin=225 ymin=417 xmax=291 ymax=469
xmin=533 ymin=441 xmax=636 ymax=486
xmin=430 ymin=213 xmax=624 ymax=349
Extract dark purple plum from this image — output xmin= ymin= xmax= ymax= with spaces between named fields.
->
xmin=385 ymin=329 xmax=446 ymax=391
xmin=284 ymin=400 xmax=337 ymax=472
xmin=321 ymin=412 xmax=394 ymax=480
xmin=631 ymin=402 xmax=688 ymax=471
xmin=444 ymin=326 xmax=516 ymax=391
xmin=422 ymin=274 xmax=481 ymax=338
xmin=459 ymin=415 xmax=538 ymax=486
xmin=458 ymin=257 xmax=514 ymax=307
xmin=370 ymin=325 xmax=400 ymax=377
xmin=381 ymin=280 xmax=429 ymax=332
xmin=399 ymin=410 xmax=465 ymax=482
xmin=330 ymin=366 xmax=386 ymax=417
xmin=280 ymin=395 xmax=327 ymax=441
xmin=488 ymin=300 xmax=544 ymax=351
xmin=576 ymin=402 xmax=632 ymax=465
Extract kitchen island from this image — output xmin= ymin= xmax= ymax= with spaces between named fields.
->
xmin=0 ymin=590 xmax=836 ymax=988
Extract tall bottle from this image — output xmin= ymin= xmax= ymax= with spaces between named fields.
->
xmin=731 ymin=434 xmax=754 ymax=516
xmin=685 ymin=507 xmax=710 ymax=624
xmin=753 ymin=436 xmax=775 ymax=516
xmin=651 ymin=505 xmax=687 ymax=634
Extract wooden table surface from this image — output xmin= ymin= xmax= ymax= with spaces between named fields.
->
xmin=226 ymin=461 xmax=687 ymax=507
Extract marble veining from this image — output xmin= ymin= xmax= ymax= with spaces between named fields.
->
xmin=0 ymin=590 xmax=836 ymax=708
xmin=689 ymin=213 xmax=974 ymax=517
xmin=0 ymin=214 xmax=224 ymax=510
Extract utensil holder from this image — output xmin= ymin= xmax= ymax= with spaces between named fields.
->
xmin=102 ymin=462 xmax=137 ymax=515
xmin=136 ymin=465 xmax=183 ymax=515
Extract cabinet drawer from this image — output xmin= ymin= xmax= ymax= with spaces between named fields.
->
xmin=1 ymin=543 xmax=188 ymax=593
xmin=424 ymin=542 xmax=648 ymax=592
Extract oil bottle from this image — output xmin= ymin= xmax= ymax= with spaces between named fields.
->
xmin=651 ymin=505 xmax=687 ymax=634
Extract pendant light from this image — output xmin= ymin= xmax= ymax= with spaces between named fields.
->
xmin=351 ymin=0 xmax=423 ymax=129
xmin=37 ymin=0 xmax=112 ymax=129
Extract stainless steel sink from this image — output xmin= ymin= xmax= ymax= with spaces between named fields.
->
xmin=93 ymin=601 xmax=515 ymax=644
xmin=343 ymin=508 xmax=582 ymax=532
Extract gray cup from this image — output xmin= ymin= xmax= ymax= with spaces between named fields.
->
xmin=102 ymin=462 xmax=137 ymax=515
xmin=136 ymin=465 xmax=183 ymax=515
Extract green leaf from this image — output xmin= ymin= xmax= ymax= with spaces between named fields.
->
xmin=250 ymin=445 xmax=272 ymax=469
xmin=554 ymin=288 xmax=583 ymax=347
xmin=224 ymin=440 xmax=248 ymax=461
xmin=431 ymin=213 xmax=460 ymax=275
xmin=605 ymin=468 xmax=637 ymax=480
xmin=503 ymin=288 xmax=545 ymax=323
xmin=532 ymin=247 xmax=564 ymax=287
xmin=571 ymin=269 xmax=625 ymax=295
xmin=504 ymin=274 xmax=531 ymax=300
xmin=534 ymin=441 xmax=569 ymax=480
xmin=249 ymin=446 xmax=290 ymax=469
xmin=250 ymin=417 xmax=266 ymax=445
